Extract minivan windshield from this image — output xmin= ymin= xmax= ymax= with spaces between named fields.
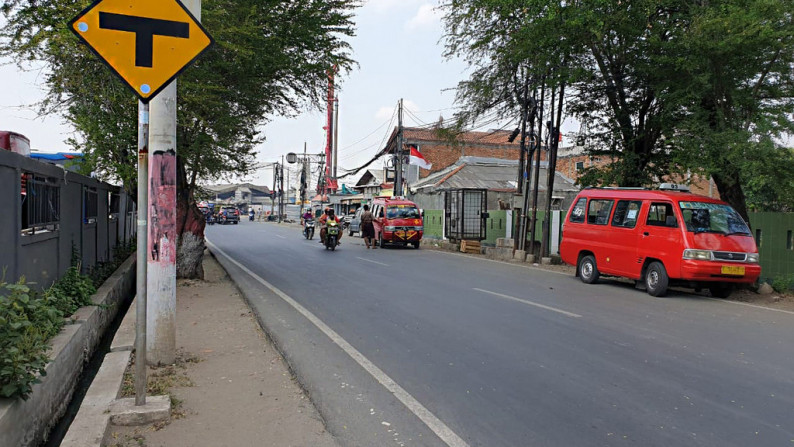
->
xmin=386 ymin=205 xmax=420 ymax=219
xmin=678 ymin=201 xmax=750 ymax=235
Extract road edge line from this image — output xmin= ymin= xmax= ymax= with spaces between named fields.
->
xmin=206 ymin=240 xmax=470 ymax=447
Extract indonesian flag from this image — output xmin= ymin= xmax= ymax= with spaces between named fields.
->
xmin=408 ymin=145 xmax=432 ymax=170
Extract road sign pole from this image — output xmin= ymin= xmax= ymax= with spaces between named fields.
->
xmin=135 ymin=101 xmax=149 ymax=405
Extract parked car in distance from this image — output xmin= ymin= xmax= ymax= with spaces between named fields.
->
xmin=343 ymin=211 xmax=356 ymax=228
xmin=218 ymin=206 xmax=239 ymax=225
xmin=559 ymin=184 xmax=760 ymax=298
xmin=348 ymin=207 xmax=363 ymax=236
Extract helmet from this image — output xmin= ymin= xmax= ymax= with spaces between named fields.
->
xmin=327 ymin=208 xmax=335 ymax=216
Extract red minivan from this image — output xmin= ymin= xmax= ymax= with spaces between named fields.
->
xmin=371 ymin=196 xmax=423 ymax=249
xmin=559 ymin=185 xmax=760 ymax=298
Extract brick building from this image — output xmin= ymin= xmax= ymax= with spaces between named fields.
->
xmin=383 ymin=126 xmax=545 ymax=183
xmin=555 ymin=144 xmax=719 ymax=198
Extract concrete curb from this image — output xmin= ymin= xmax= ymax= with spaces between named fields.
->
xmin=60 ymin=295 xmax=170 ymax=447
xmin=0 ymin=254 xmax=136 ymax=447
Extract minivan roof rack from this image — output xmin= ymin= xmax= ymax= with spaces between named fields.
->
xmin=658 ymin=183 xmax=691 ymax=192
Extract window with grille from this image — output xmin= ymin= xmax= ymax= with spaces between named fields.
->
xmin=21 ymin=174 xmax=60 ymax=235
xmin=84 ymin=186 xmax=98 ymax=224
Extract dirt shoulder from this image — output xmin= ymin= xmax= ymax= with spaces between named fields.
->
xmin=107 ymin=253 xmax=338 ymax=447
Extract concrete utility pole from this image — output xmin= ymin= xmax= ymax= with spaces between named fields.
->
xmin=271 ymin=163 xmax=276 ymax=217
xmin=146 ymin=0 xmax=203 ymax=365
xmin=395 ymin=98 xmax=404 ymax=196
xmin=146 ymin=77 xmax=177 ymax=366
xmin=279 ymin=155 xmax=285 ymax=222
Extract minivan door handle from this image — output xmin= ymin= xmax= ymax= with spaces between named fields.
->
xmin=643 ymin=231 xmax=650 ymax=236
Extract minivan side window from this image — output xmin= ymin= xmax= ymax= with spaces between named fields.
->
xmin=647 ymin=202 xmax=677 ymax=227
xmin=611 ymin=200 xmax=642 ymax=228
xmin=587 ymin=199 xmax=614 ymax=225
xmin=569 ymin=198 xmax=587 ymax=223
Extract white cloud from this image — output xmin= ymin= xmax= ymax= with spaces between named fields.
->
xmin=405 ymin=4 xmax=441 ymax=31
xmin=374 ymin=99 xmax=421 ymax=122
xmin=375 ymin=106 xmax=395 ymax=121
xmin=368 ymin=0 xmax=424 ymax=12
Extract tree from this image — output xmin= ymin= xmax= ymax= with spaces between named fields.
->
xmin=1 ymin=0 xmax=358 ymax=277
xmin=667 ymin=0 xmax=794 ymax=219
xmin=441 ymin=0 xmax=794 ymax=220
xmin=442 ymin=0 xmax=684 ymax=186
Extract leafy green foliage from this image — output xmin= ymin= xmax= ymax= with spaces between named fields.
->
xmin=88 ymin=239 xmax=136 ymax=288
xmin=44 ymin=265 xmax=97 ymax=317
xmin=440 ymin=0 xmax=794 ymax=216
xmin=0 ymin=0 xmax=358 ymax=195
xmin=771 ymin=274 xmax=794 ymax=294
xmin=0 ymin=280 xmax=59 ymax=399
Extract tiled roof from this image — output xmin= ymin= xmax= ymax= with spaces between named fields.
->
xmin=384 ymin=127 xmax=520 ymax=153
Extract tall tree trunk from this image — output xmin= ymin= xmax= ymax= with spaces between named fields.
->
xmin=176 ymin=155 xmax=205 ymax=279
xmin=711 ymin=170 xmax=751 ymax=225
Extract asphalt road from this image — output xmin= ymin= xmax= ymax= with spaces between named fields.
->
xmin=207 ymin=220 xmax=794 ymax=447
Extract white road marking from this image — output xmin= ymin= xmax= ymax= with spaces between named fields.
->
xmin=356 ymin=257 xmax=389 ymax=267
xmin=708 ymin=297 xmax=794 ymax=316
xmin=274 ymin=235 xmax=286 ymax=239
xmin=473 ymin=288 xmax=582 ymax=318
xmin=207 ymin=240 xmax=470 ymax=447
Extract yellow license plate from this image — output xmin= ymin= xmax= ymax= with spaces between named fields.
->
xmin=721 ymin=265 xmax=745 ymax=276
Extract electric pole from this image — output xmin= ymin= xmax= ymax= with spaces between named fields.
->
xmin=279 ymin=155 xmax=285 ymax=222
xmin=333 ymin=96 xmax=339 ymax=182
xmin=271 ymin=163 xmax=277 ymax=217
xmin=395 ymin=98 xmax=404 ymax=197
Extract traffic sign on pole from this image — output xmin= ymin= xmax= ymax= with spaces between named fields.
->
xmin=69 ymin=0 xmax=213 ymax=102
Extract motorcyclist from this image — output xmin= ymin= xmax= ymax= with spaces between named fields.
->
xmin=302 ymin=208 xmax=313 ymax=225
xmin=319 ymin=207 xmax=342 ymax=245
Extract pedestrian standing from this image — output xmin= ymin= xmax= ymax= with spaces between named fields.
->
xmin=360 ymin=204 xmax=376 ymax=249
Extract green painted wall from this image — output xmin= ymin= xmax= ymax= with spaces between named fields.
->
xmin=424 ymin=209 xmax=444 ymax=239
xmin=749 ymin=212 xmax=794 ymax=282
xmin=484 ymin=210 xmax=507 ymax=245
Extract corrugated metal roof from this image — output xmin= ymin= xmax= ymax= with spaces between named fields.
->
xmin=411 ymin=156 xmax=578 ymax=193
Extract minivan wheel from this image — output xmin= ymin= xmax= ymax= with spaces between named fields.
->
xmin=709 ymin=284 xmax=734 ymax=298
xmin=645 ymin=262 xmax=669 ymax=297
xmin=578 ymin=255 xmax=599 ymax=284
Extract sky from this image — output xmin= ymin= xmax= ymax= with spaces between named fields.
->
xmin=0 ymin=0 xmax=573 ymax=189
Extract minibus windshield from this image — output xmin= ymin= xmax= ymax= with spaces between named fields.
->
xmin=386 ymin=206 xmax=420 ymax=219
xmin=679 ymin=201 xmax=750 ymax=235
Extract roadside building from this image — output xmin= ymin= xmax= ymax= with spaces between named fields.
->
xmin=408 ymin=156 xmax=579 ymax=211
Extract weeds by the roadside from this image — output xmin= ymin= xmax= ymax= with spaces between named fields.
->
xmin=120 ymin=350 xmax=199 ymax=425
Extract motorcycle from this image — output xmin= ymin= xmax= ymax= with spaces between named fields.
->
xmin=205 ymin=213 xmax=216 ymax=225
xmin=303 ymin=219 xmax=315 ymax=240
xmin=249 ymin=212 xmax=255 ymax=221
xmin=324 ymin=220 xmax=340 ymax=251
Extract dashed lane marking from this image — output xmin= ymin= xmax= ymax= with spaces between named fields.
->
xmin=356 ymin=257 xmax=389 ymax=267
xmin=473 ymin=288 xmax=582 ymax=318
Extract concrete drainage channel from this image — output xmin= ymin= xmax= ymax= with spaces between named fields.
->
xmin=0 ymin=255 xmax=167 ymax=447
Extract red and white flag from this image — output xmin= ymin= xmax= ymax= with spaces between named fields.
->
xmin=408 ymin=145 xmax=432 ymax=170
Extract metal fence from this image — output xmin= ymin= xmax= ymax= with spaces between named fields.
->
xmin=0 ymin=149 xmax=135 ymax=290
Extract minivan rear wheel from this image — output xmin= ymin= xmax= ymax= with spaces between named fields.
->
xmin=578 ymin=255 xmax=599 ymax=284
xmin=645 ymin=262 xmax=669 ymax=297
